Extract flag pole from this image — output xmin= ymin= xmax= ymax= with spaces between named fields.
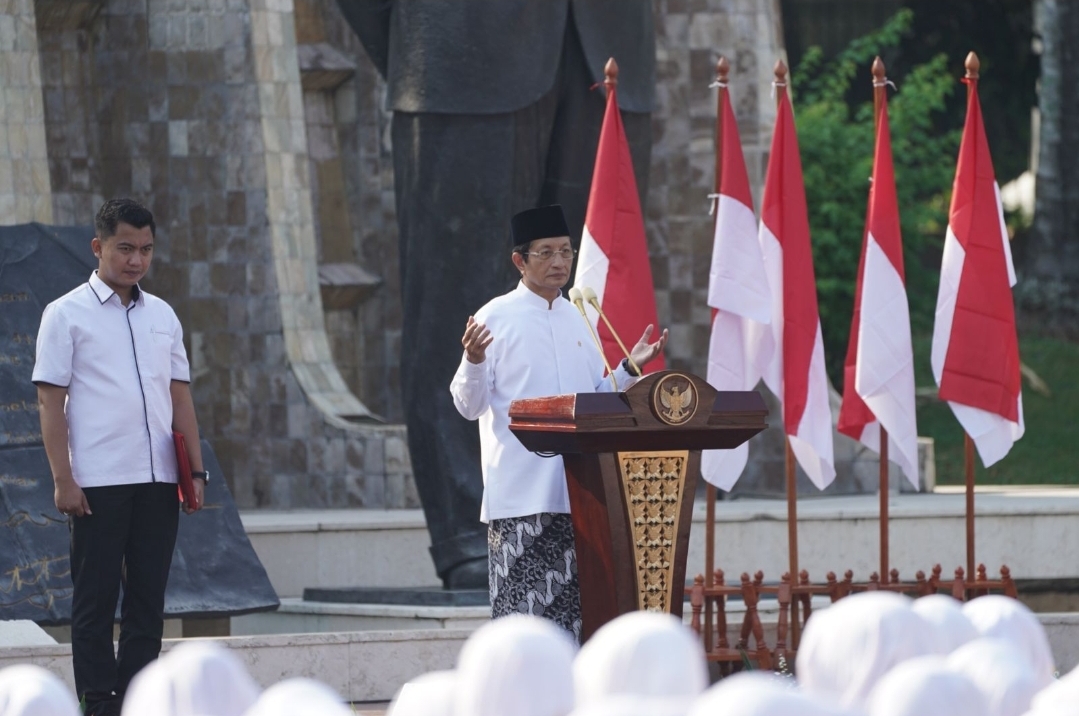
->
xmin=965 ymin=432 xmax=976 ymax=582
xmin=774 ymin=57 xmax=801 ymax=647
xmin=703 ymin=56 xmax=731 ymax=654
xmin=963 ymin=51 xmax=980 ymax=588
xmin=871 ymin=57 xmax=890 ymax=583
xmin=785 ymin=437 xmax=800 ymax=646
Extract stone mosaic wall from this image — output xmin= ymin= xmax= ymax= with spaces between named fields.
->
xmin=32 ymin=0 xmax=414 ymax=510
xmin=0 ymin=0 xmax=52 ymax=223
xmin=649 ymin=0 xmax=785 ymax=375
xmin=294 ymin=0 xmax=387 ymax=417
xmin=313 ymin=0 xmax=402 ymax=423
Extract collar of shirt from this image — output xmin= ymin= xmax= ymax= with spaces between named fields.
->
xmin=512 ymin=281 xmax=566 ymax=310
xmin=88 ymin=270 xmax=143 ymax=307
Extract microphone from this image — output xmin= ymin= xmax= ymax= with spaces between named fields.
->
xmin=580 ymin=287 xmax=642 ymax=377
xmin=569 ymin=287 xmax=618 ymax=391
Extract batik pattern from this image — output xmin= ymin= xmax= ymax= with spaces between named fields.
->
xmin=488 ymin=512 xmax=582 ymax=643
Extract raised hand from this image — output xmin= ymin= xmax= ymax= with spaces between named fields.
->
xmin=462 ymin=316 xmax=494 ymax=364
xmin=628 ymin=324 xmax=669 ymax=371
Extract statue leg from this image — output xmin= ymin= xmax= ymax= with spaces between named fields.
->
xmin=392 ymin=99 xmax=559 ymax=588
xmin=539 ymin=15 xmax=653 ymax=239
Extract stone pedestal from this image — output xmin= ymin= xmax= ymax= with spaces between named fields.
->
xmin=0 ymin=620 xmax=56 ymax=647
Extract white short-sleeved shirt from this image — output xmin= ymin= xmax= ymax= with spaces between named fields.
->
xmin=449 ymin=282 xmax=635 ymax=522
xmin=32 ymin=271 xmax=191 ymax=488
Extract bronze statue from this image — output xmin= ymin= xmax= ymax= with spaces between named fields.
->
xmin=338 ymin=0 xmax=655 ymax=588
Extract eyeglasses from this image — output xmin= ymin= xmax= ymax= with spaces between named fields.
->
xmin=524 ymin=248 xmax=577 ymax=262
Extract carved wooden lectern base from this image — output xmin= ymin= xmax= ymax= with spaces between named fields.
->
xmin=509 ymin=371 xmax=767 ymax=641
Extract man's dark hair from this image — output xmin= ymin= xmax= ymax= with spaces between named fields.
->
xmin=95 ymin=198 xmax=156 ymax=240
xmin=513 ymin=242 xmax=532 ymax=262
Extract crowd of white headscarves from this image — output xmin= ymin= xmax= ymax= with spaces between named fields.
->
xmin=0 ymin=592 xmax=1074 ymax=716
xmin=0 ymin=639 xmax=352 ymax=716
xmin=392 ymin=592 xmax=1073 ymax=716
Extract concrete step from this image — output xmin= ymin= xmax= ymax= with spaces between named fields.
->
xmin=231 ymin=598 xmax=490 ymax=635
xmin=240 ymin=488 xmax=1079 ymax=601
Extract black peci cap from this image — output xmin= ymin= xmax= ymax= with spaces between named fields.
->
xmin=511 ymin=205 xmax=571 ymax=246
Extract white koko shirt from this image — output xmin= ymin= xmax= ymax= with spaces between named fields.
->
xmin=450 ymin=282 xmax=635 ymax=522
xmin=32 ymin=271 xmax=191 ymax=488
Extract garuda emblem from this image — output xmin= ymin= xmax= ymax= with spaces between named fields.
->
xmin=652 ymin=374 xmax=697 ymax=425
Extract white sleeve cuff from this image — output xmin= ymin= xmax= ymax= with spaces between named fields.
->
xmin=612 ymin=362 xmax=639 ymax=389
xmin=462 ymin=358 xmax=488 ymax=379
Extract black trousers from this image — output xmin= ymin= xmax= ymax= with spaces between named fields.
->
xmin=392 ymin=15 xmax=652 ymax=583
xmin=70 ymin=482 xmax=179 ymax=704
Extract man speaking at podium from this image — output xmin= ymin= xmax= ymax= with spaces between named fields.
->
xmin=450 ymin=205 xmax=667 ymax=641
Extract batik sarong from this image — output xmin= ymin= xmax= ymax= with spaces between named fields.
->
xmin=487 ymin=512 xmax=582 ymax=643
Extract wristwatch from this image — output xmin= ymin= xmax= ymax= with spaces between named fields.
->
xmin=621 ymin=357 xmax=642 ymax=377
xmin=191 ymin=470 xmax=209 ymax=483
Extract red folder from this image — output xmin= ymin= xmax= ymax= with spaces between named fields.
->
xmin=173 ymin=431 xmax=199 ymax=510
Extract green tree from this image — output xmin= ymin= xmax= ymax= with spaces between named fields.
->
xmin=791 ymin=9 xmax=961 ymax=387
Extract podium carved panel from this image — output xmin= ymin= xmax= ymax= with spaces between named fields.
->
xmin=618 ymin=450 xmax=689 ymax=612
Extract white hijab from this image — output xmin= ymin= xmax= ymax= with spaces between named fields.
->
xmin=573 ymin=611 xmax=707 ymax=708
xmin=689 ymin=673 xmax=854 ymax=716
xmin=0 ymin=664 xmax=80 ymax=716
xmin=962 ymin=596 xmax=1055 ymax=687
xmin=389 ymin=670 xmax=456 ymax=716
xmin=947 ymin=638 xmax=1041 ymax=716
xmin=242 ymin=678 xmax=353 ymax=716
xmin=570 ymin=694 xmax=690 ymax=716
xmin=796 ymin=591 xmax=935 ymax=710
xmin=121 ymin=641 xmax=261 ymax=716
xmin=1029 ymin=661 xmax=1079 ymax=712
xmin=453 ymin=615 xmax=576 ymax=716
xmin=867 ymin=655 xmax=988 ymax=716
xmin=911 ymin=595 xmax=979 ymax=655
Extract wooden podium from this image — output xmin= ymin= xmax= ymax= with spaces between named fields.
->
xmin=508 ymin=370 xmax=767 ymax=641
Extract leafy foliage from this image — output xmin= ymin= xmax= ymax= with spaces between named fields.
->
xmin=790 ymin=9 xmax=961 ymax=386
xmin=913 ymin=334 xmax=1079 ymax=485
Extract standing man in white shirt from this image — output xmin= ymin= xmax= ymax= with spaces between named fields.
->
xmin=450 ymin=205 xmax=667 ymax=641
xmin=32 ymin=199 xmax=206 ymax=716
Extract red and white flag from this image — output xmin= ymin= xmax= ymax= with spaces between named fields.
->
xmin=750 ymin=87 xmax=836 ymax=488
xmin=574 ymin=64 xmax=664 ymax=374
xmin=837 ymin=98 xmax=920 ymax=487
xmin=701 ymin=87 xmax=772 ymax=490
xmin=931 ymin=76 xmax=1023 ymax=466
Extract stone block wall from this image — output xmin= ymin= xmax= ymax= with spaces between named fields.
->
xmin=32 ymin=0 xmax=414 ymax=510
xmin=0 ymin=0 xmax=52 ymax=222
xmin=649 ymin=0 xmax=785 ymax=375
xmin=309 ymin=0 xmax=402 ymax=422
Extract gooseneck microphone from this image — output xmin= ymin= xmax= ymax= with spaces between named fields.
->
xmin=580 ymin=287 xmax=642 ymax=377
xmin=569 ymin=287 xmax=618 ymax=391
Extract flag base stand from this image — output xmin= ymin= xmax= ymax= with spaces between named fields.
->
xmin=689 ymin=563 xmax=1018 ymax=675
